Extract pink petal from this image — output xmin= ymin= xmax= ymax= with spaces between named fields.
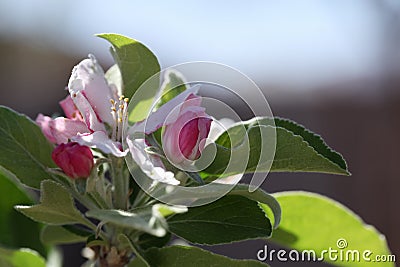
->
xmin=179 ymin=118 xmax=201 ymax=159
xmin=50 ymin=117 xmax=89 ymax=144
xmin=59 ymin=95 xmax=82 ymax=120
xmin=195 ymin=117 xmax=212 ymax=153
xmin=72 ymin=131 xmax=128 ymax=157
xmin=135 ymin=85 xmax=200 ymax=135
xmin=162 ymin=108 xmax=212 ymax=163
xmin=70 ymin=90 xmax=106 ymax=133
xmin=36 ymin=114 xmax=89 ymax=144
xmin=179 ymin=93 xmax=202 ymax=112
xmin=36 ymin=114 xmax=57 ymax=143
xmin=68 ymin=55 xmax=114 ymax=126
xmin=163 ymin=110 xmax=198 ymax=163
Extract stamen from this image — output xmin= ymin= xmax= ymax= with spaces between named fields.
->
xmin=110 ymin=99 xmax=117 ymax=141
xmin=109 ymin=96 xmax=130 ymax=142
xmin=122 ymin=98 xmax=129 ymax=124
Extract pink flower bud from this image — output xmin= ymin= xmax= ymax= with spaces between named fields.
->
xmin=52 ymin=142 xmax=94 ymax=179
xmin=162 ymin=94 xmax=212 ymax=164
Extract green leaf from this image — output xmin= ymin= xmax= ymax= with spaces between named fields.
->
xmin=0 ymin=170 xmax=46 ymax=256
xmin=128 ymin=245 xmax=269 ymax=267
xmin=0 ymin=248 xmax=46 ymax=267
xmin=0 ymin=106 xmax=55 ymax=189
xmin=86 ymin=204 xmax=186 ymax=238
xmin=40 ymin=225 xmax=90 ymax=245
xmin=119 ymin=234 xmax=150 ymax=267
xmin=86 ymin=208 xmax=167 ymax=237
xmin=97 ymin=33 xmax=160 ymax=122
xmin=154 ymin=203 xmax=188 ymax=217
xmin=203 ymin=117 xmax=349 ymax=176
xmin=155 ymin=183 xmax=280 ymax=229
xmin=273 ymin=118 xmax=347 ymax=171
xmin=16 ymin=180 xmax=87 ymax=226
xmin=168 ymin=195 xmax=272 ymax=245
xmin=272 ymin=117 xmax=349 ymax=174
xmin=272 ymin=191 xmax=394 ymax=267
xmin=137 ymin=232 xmax=171 ymax=251
xmin=86 ymin=235 xmax=106 ymax=248
xmin=156 ymin=69 xmax=187 ymax=107
xmin=228 ymin=184 xmax=281 ymax=228
xmin=105 ymin=64 xmax=123 ymax=96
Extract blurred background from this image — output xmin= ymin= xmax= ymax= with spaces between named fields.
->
xmin=0 ymin=0 xmax=399 ymax=266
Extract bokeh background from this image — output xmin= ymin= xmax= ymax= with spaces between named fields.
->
xmin=0 ymin=1 xmax=399 ymax=266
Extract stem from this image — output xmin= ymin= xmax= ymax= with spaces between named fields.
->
xmin=120 ymin=234 xmax=150 ymax=267
xmin=132 ymin=182 xmax=158 ymax=208
xmin=110 ymin=156 xmax=129 ymax=210
xmin=81 ymin=217 xmax=108 ymax=241
xmin=132 ymin=189 xmax=150 ymax=208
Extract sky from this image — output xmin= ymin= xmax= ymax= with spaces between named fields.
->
xmin=0 ymin=0 xmax=397 ymax=90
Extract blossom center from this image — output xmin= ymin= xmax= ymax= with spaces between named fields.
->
xmin=110 ymin=96 xmax=129 ymax=142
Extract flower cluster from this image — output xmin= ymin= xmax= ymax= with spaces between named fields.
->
xmin=37 ymin=55 xmax=212 ymax=182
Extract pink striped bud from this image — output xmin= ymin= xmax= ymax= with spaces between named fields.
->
xmin=52 ymin=142 xmax=94 ymax=179
xmin=162 ymin=94 xmax=212 ymax=164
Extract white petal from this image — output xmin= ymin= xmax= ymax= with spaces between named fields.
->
xmin=72 ymin=131 xmax=128 ymax=157
xmin=134 ymin=85 xmax=200 ymax=135
xmin=68 ymin=55 xmax=115 ymax=126
xmin=127 ymin=138 xmax=180 ymax=185
xmin=71 ymin=91 xmax=106 ymax=132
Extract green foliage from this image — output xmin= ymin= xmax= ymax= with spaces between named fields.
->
xmin=40 ymin=225 xmax=90 ymax=245
xmin=203 ymin=117 xmax=349 ymax=176
xmin=228 ymin=184 xmax=281 ymax=228
xmin=86 ymin=204 xmax=186 ymax=237
xmin=156 ymin=70 xmax=188 ymax=107
xmin=272 ymin=192 xmax=394 ymax=267
xmin=98 ymin=33 xmax=161 ymax=122
xmin=137 ymin=233 xmax=171 ymax=251
xmin=0 ymin=171 xmax=46 ymax=256
xmin=98 ymin=33 xmax=160 ymax=100
xmin=168 ymin=195 xmax=272 ymax=245
xmin=87 ymin=209 xmax=167 ymax=237
xmin=272 ymin=117 xmax=349 ymax=174
xmin=273 ymin=118 xmax=347 ymax=171
xmin=0 ymin=248 xmax=46 ymax=267
xmin=129 ymin=245 xmax=269 ymax=267
xmin=0 ymin=106 xmax=55 ymax=189
xmin=15 ymin=180 xmax=87 ymax=226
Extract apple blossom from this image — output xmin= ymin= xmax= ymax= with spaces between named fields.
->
xmin=36 ymin=55 xmax=127 ymax=157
